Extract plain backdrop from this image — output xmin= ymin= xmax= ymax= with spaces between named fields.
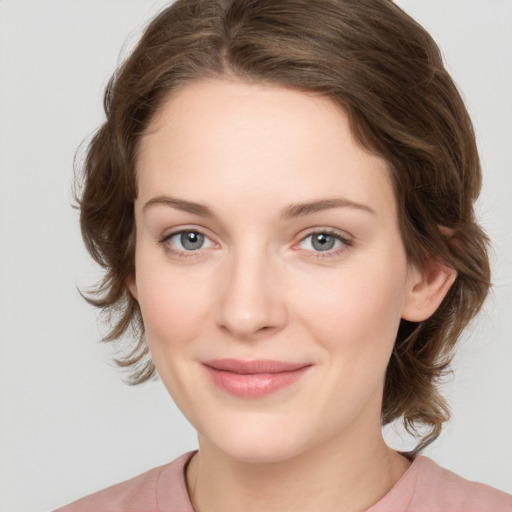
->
xmin=0 ymin=1 xmax=511 ymax=510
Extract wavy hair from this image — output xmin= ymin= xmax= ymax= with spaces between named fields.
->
xmin=77 ymin=0 xmax=490 ymax=452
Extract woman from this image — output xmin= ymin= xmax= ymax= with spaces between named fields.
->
xmin=57 ymin=0 xmax=511 ymax=510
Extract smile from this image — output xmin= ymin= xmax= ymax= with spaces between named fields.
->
xmin=201 ymin=359 xmax=312 ymax=399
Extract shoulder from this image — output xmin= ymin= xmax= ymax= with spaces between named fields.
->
xmin=369 ymin=455 xmax=511 ymax=512
xmin=55 ymin=451 xmax=196 ymax=512
xmin=407 ymin=456 xmax=511 ymax=512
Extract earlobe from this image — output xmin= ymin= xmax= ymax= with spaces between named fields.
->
xmin=402 ymin=259 xmax=457 ymax=322
xmin=126 ymin=274 xmax=138 ymax=301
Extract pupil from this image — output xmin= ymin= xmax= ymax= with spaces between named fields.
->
xmin=181 ymin=231 xmax=204 ymax=250
xmin=313 ymin=233 xmax=335 ymax=251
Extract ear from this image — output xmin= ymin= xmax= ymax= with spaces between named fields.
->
xmin=126 ymin=273 xmax=138 ymax=301
xmin=401 ymin=258 xmax=457 ymax=322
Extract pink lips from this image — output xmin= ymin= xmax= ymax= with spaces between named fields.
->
xmin=202 ymin=359 xmax=312 ymax=398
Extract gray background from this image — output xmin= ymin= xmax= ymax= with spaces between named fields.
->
xmin=0 ymin=1 xmax=511 ymax=510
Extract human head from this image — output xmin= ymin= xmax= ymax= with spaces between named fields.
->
xmin=78 ymin=0 xmax=490 ymax=452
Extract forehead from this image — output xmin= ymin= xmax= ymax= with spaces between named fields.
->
xmin=136 ymin=78 xmax=397 ymax=221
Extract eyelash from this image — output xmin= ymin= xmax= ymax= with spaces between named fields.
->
xmin=159 ymin=228 xmax=353 ymax=260
xmin=298 ymin=229 xmax=353 ymax=259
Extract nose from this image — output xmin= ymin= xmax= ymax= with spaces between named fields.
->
xmin=215 ymin=248 xmax=288 ymax=341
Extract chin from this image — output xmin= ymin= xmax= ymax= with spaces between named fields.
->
xmin=216 ymin=439 xmax=303 ymax=464
xmin=199 ymin=416 xmax=319 ymax=465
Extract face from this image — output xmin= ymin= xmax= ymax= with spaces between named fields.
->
xmin=131 ymin=79 xmax=422 ymax=463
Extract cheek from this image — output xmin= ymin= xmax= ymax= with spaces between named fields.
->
xmin=134 ymin=252 xmax=215 ymax=348
xmin=292 ymin=252 xmax=408 ymax=358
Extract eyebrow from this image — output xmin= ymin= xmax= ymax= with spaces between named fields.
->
xmin=280 ymin=198 xmax=376 ymax=219
xmin=142 ymin=195 xmax=376 ymax=218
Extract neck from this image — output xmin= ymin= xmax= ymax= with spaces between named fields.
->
xmin=186 ymin=425 xmax=410 ymax=512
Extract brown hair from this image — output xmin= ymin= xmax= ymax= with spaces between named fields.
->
xmin=78 ymin=0 xmax=490 ymax=452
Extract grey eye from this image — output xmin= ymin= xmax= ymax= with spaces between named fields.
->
xmin=310 ymin=233 xmax=336 ymax=251
xmin=298 ymin=231 xmax=349 ymax=254
xmin=180 ymin=231 xmax=205 ymax=250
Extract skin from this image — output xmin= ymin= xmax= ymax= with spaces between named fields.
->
xmin=129 ymin=78 xmax=455 ymax=512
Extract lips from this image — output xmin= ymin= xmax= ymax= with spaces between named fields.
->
xmin=201 ymin=359 xmax=312 ymax=398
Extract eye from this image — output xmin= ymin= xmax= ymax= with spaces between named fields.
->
xmin=298 ymin=230 xmax=352 ymax=255
xmin=160 ymin=229 xmax=215 ymax=256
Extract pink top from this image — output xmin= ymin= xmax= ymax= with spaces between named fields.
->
xmin=56 ymin=451 xmax=512 ymax=512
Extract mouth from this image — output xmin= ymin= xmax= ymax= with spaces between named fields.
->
xmin=201 ymin=359 xmax=312 ymax=399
